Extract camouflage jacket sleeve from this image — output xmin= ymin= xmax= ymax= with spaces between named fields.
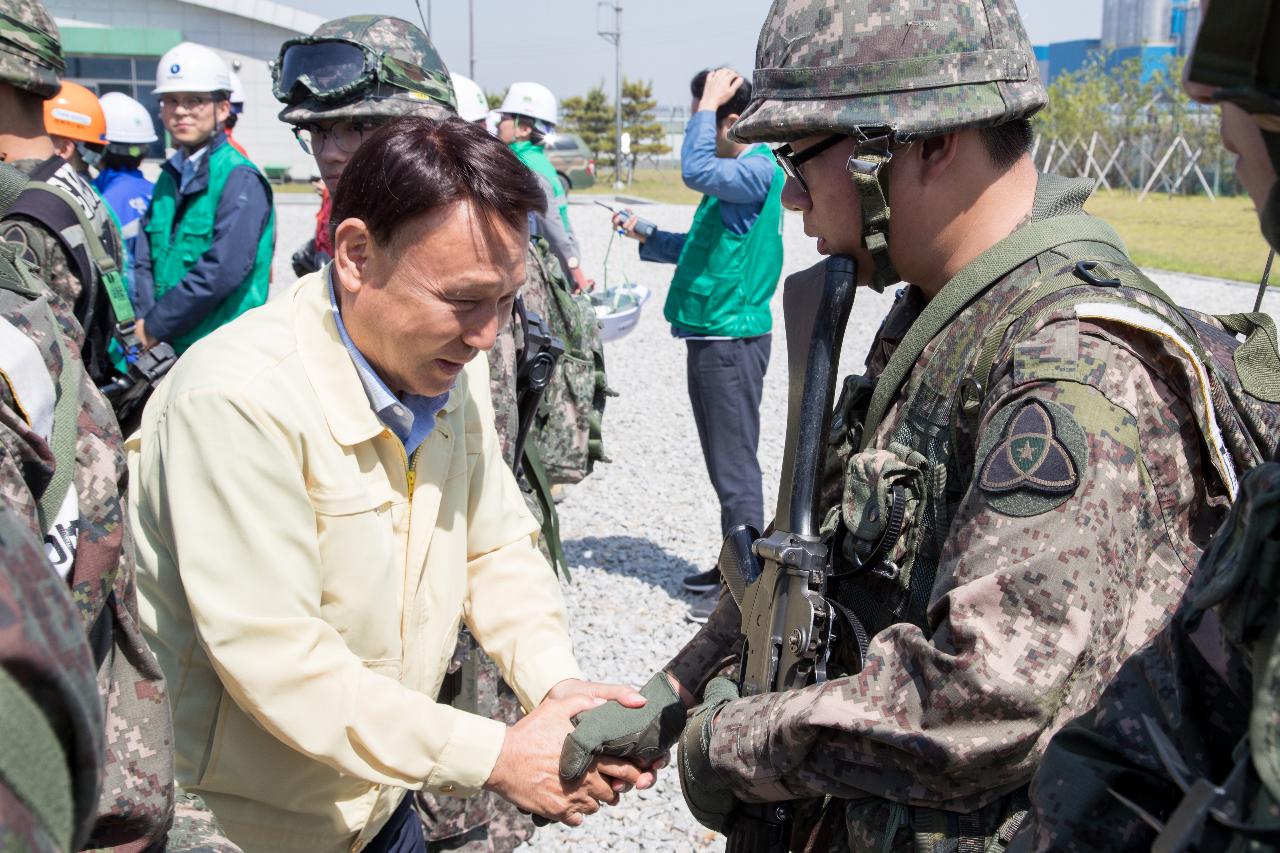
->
xmin=0 ymin=217 xmax=83 ymax=332
xmin=705 ymin=316 xmax=1213 ymax=812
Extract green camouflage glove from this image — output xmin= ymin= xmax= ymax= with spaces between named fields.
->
xmin=559 ymin=672 xmax=687 ymax=780
xmin=678 ymin=676 xmax=739 ymax=833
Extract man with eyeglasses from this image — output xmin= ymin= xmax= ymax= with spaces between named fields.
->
xmin=131 ymin=41 xmax=274 ymax=356
xmin=612 ymin=67 xmax=785 ymax=621
xmin=564 ymin=0 xmax=1247 ymax=848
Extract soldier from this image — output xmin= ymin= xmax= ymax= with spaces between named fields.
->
xmin=1011 ymin=0 xmax=1280 ymax=848
xmin=0 ymin=0 xmax=128 ymax=385
xmin=272 ymin=18 xmax=550 ymax=851
xmin=559 ymin=1 xmax=1264 ymax=849
xmin=0 ymin=7 xmax=237 ymax=849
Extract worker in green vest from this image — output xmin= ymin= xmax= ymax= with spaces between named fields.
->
xmin=133 ymin=41 xmax=275 ymax=355
xmin=497 ymin=81 xmax=592 ymax=292
xmin=612 ymin=67 xmax=785 ymax=621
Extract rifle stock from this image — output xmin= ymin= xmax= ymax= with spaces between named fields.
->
xmin=719 ymin=255 xmax=858 ymax=853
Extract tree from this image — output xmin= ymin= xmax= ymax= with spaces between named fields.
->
xmin=486 ymin=89 xmax=504 ymax=110
xmin=621 ymin=77 xmax=669 ymax=178
xmin=561 ymin=83 xmax=614 ymax=165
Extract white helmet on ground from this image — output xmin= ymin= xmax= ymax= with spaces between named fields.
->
xmin=499 ymin=81 xmax=557 ymax=132
xmin=99 ymin=91 xmax=158 ymax=144
xmin=228 ymin=69 xmax=245 ymax=113
xmin=154 ymin=42 xmax=232 ymax=95
xmin=450 ymin=73 xmax=489 ymax=123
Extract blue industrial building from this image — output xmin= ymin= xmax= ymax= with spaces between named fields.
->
xmin=1034 ymin=40 xmax=1180 ymax=86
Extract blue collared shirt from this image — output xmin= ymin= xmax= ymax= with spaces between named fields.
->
xmin=327 ymin=270 xmax=450 ymax=455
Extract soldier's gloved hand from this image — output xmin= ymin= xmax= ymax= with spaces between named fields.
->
xmin=678 ymin=676 xmax=739 ymax=833
xmin=559 ymin=671 xmax=687 ymax=780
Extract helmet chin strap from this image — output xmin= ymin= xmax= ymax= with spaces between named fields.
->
xmin=846 ymin=147 xmax=899 ymax=293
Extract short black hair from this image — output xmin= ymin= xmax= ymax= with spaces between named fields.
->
xmin=331 ymin=115 xmax=546 ymax=247
xmin=690 ymin=69 xmax=752 ymax=124
xmin=979 ymin=118 xmax=1034 ymax=170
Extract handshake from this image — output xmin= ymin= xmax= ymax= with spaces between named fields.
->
xmin=481 ymin=672 xmax=692 ymax=826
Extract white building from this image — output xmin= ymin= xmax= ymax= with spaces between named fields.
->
xmin=1102 ymin=0 xmax=1172 ymax=47
xmin=45 ymin=0 xmax=326 ymax=178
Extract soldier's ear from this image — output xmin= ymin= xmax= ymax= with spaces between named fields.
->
xmin=914 ymin=133 xmax=961 ymax=186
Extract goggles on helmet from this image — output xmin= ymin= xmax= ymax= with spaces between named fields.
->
xmin=273 ymin=36 xmax=451 ymax=108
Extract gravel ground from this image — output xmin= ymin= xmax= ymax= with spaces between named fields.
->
xmin=270 ymin=193 xmax=1280 ymax=852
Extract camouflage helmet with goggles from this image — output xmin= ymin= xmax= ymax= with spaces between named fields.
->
xmin=275 ymin=15 xmax=456 ymax=126
xmin=0 ymin=0 xmax=65 ymax=99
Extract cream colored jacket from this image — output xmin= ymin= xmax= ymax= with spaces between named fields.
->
xmin=129 ymin=274 xmax=581 ymax=853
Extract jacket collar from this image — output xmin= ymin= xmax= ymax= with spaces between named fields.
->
xmin=292 ymin=268 xmax=463 ymax=447
xmin=160 ymin=130 xmax=228 ymax=196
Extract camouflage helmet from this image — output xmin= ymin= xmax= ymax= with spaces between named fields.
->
xmin=731 ymin=0 xmax=1046 ymax=144
xmin=275 ymin=15 xmax=456 ymax=125
xmin=0 ymin=0 xmax=65 ymax=99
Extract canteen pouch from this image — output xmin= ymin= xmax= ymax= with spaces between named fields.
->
xmin=834 ymin=440 xmax=926 ymax=607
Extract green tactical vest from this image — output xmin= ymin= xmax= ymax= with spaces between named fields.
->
xmin=145 ymin=141 xmax=274 ymax=354
xmin=510 ymin=140 xmax=573 ymax=238
xmin=664 ymin=147 xmax=784 ymax=338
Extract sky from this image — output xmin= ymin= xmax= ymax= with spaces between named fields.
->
xmin=303 ymin=0 xmax=1105 ymax=111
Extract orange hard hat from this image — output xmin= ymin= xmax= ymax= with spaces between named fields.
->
xmin=44 ymin=81 xmax=107 ymax=145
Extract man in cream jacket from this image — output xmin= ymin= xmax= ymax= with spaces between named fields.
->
xmin=129 ymin=116 xmax=653 ymax=853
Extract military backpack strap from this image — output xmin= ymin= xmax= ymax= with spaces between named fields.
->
xmin=18 ymin=182 xmax=134 ymax=325
xmin=0 ymin=163 xmax=28 ymax=216
xmin=860 ymin=214 xmax=1128 ymax=449
xmin=522 ymin=442 xmax=568 ymax=581
xmin=1214 ymin=312 xmax=1280 ymax=403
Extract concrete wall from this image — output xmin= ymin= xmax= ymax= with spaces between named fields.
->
xmin=47 ymin=0 xmax=318 ymax=176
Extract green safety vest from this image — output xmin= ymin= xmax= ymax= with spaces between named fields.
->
xmin=145 ymin=141 xmax=274 ymax=354
xmin=664 ymin=147 xmax=784 ymax=338
xmin=510 ymin=140 xmax=573 ymax=238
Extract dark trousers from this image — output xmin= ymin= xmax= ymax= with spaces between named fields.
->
xmin=685 ymin=334 xmax=771 ymax=540
xmin=364 ymin=793 xmax=426 ymax=853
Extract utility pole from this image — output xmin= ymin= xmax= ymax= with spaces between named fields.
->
xmin=427 ymin=0 xmax=431 ymax=33
xmin=597 ymin=1 xmax=623 ymax=189
xmin=469 ymin=0 xmax=475 ymax=78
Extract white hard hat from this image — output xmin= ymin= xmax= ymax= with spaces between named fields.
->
xmin=99 ymin=91 xmax=158 ymax=144
xmin=154 ymin=42 xmax=232 ymax=95
xmin=450 ymin=73 xmax=489 ymax=123
xmin=499 ymin=81 xmax=557 ymax=128
xmin=228 ymin=69 xmax=245 ymax=108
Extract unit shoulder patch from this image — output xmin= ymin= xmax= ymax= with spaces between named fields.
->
xmin=0 ymin=223 xmax=37 ymax=267
xmin=976 ymin=398 xmax=1088 ymax=517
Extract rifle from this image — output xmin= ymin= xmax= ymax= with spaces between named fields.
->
xmin=717 ymin=255 xmax=859 ymax=852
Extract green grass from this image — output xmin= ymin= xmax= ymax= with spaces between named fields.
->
xmin=579 ymin=172 xmax=1272 ymax=283
xmin=577 ymin=168 xmax=701 ymax=206
xmin=273 ymin=181 xmax=321 ymax=194
xmin=1085 ymin=190 xmax=1272 ymax=283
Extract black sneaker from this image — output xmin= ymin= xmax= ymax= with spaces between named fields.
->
xmin=682 ymin=567 xmax=721 ymax=593
xmin=687 ymin=590 xmax=718 ymax=624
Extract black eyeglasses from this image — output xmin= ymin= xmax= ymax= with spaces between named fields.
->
xmin=773 ymin=134 xmax=845 ymax=194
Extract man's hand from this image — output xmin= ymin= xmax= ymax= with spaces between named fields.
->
xmin=610 ymin=211 xmax=647 ymax=243
xmin=698 ymin=68 xmax=745 ymax=113
xmin=678 ymin=676 xmax=739 ymax=833
xmin=485 ymin=693 xmax=623 ymax=826
xmin=568 ymin=265 xmax=595 ymax=294
xmin=135 ymin=318 xmax=157 ymax=350
xmin=560 ymin=672 xmax=688 ymax=782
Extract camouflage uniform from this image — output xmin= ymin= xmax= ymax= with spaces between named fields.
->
xmin=663 ymin=2 xmax=1235 ymax=849
xmin=273 ymin=17 xmax=534 ymax=853
xmin=1011 ymin=4 xmax=1280 ymax=848
xmin=1 ymin=5 xmax=238 ymax=847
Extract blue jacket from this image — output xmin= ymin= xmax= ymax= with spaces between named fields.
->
xmin=94 ymin=167 xmax=154 ymax=300
xmin=132 ymin=132 xmax=273 ymax=342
